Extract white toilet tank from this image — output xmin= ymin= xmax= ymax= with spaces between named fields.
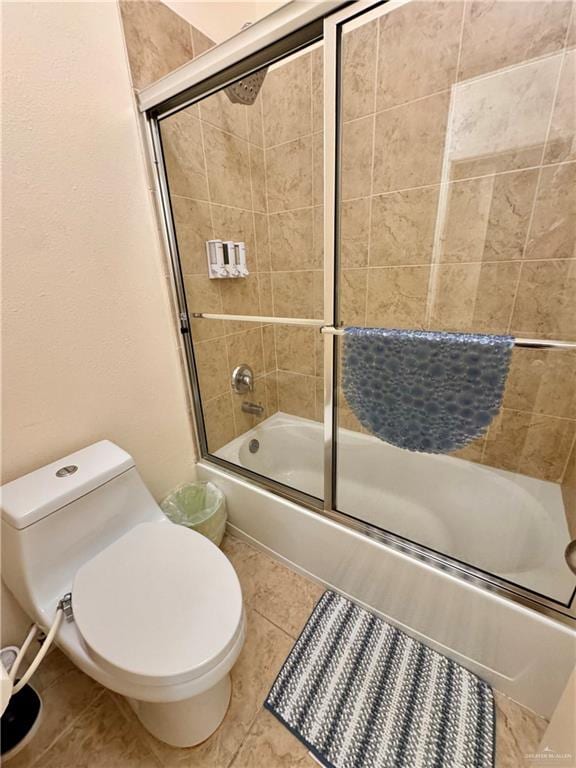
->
xmin=1 ymin=441 xmax=165 ymax=626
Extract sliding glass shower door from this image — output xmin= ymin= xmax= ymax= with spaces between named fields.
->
xmin=331 ymin=0 xmax=576 ymax=609
xmin=150 ymin=0 xmax=575 ymax=619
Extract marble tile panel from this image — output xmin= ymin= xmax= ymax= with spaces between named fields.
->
xmin=365 ymin=265 xmax=430 ymax=329
xmin=172 ymin=197 xmax=213 ymax=274
xmin=226 ymin=327 xmax=265 ymax=378
xmin=254 ymin=212 xmax=271 ymax=272
xmin=341 ymin=198 xmax=370 ymax=268
xmin=525 ymin=162 xmax=576 ymax=261
xmin=340 ymin=269 xmax=368 ymax=326
xmin=277 ymin=370 xmax=316 ymax=421
xmin=342 ymin=19 xmax=377 ymax=121
xmin=504 ymin=348 xmax=576 ymax=419
xmin=161 ymin=110 xmax=209 ymax=200
xmin=204 ymin=392 xmax=235 ymax=453
xmin=195 ymin=337 xmax=229 ymax=399
xmin=518 ymin=414 xmax=576 ymax=482
xmin=458 ymin=0 xmax=572 ymax=81
xmin=373 ymin=92 xmax=449 ymax=194
xmin=275 ymin=325 xmax=316 ymax=376
xmin=120 ymin=0 xmax=193 ymax=90
xmin=199 ymin=90 xmax=248 ymax=140
xmin=311 ymin=46 xmax=324 ymax=134
xmin=544 ymin=49 xmax=576 ymax=164
xmin=191 ymin=25 xmax=215 ymax=57
xmin=203 ymin=124 xmax=252 ymax=210
xmin=268 ymin=209 xmax=315 ymax=271
xmin=262 ymin=53 xmax=312 ymax=147
xmin=265 ymin=137 xmax=313 ymax=213
xmin=272 ymin=271 xmax=318 ymax=318
xmin=510 ymin=260 xmax=576 ymax=338
xmin=370 ymin=186 xmax=439 ymax=266
xmin=341 ymin=116 xmax=374 ymax=200
xmin=249 ymin=145 xmax=267 ymax=213
xmin=376 ymin=1 xmax=462 ymax=110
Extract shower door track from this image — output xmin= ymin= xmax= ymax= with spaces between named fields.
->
xmin=142 ymin=0 xmax=576 ymax=624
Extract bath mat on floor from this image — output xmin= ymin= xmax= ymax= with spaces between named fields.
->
xmin=265 ymin=591 xmax=495 ymax=768
xmin=342 ymin=327 xmax=514 ymax=454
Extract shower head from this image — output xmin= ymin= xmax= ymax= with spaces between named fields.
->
xmin=225 ymin=69 xmax=267 ymax=105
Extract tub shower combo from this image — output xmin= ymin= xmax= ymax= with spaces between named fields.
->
xmin=140 ymin=0 xmax=576 ymax=716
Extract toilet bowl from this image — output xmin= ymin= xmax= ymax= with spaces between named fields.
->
xmin=0 ymin=441 xmax=245 ymax=747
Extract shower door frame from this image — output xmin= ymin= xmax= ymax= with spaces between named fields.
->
xmin=141 ymin=0 xmax=576 ymax=623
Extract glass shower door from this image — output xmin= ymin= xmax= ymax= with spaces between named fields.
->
xmin=331 ymin=0 xmax=576 ymax=608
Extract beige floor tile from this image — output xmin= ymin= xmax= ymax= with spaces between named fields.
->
xmin=231 ymin=708 xmax=315 ymax=768
xmin=136 ymin=608 xmax=294 ymax=768
xmin=494 ymin=691 xmax=548 ymax=768
xmin=9 ymin=651 xmax=103 ymax=768
xmin=40 ymin=691 xmax=161 ymax=768
xmin=222 ymin=535 xmax=324 ymax=638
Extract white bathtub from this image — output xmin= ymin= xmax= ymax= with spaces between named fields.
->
xmin=201 ymin=411 xmax=576 ymax=718
xmin=216 ymin=412 xmax=574 ymax=604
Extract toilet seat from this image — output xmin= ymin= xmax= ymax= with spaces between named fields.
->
xmin=72 ymin=522 xmax=243 ymax=688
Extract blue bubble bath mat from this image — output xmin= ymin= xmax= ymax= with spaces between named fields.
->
xmin=265 ymin=591 xmax=495 ymax=768
xmin=342 ymin=328 xmax=514 ymax=454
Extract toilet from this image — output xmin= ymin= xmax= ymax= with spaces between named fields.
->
xmin=0 ymin=441 xmax=245 ymax=747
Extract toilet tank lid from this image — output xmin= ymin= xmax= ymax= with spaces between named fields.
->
xmin=1 ymin=441 xmax=135 ymax=530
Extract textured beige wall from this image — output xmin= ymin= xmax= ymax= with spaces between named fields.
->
xmin=1 ymin=1 xmax=196 ymax=642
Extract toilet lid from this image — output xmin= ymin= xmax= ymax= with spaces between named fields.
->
xmin=72 ymin=522 xmax=243 ymax=687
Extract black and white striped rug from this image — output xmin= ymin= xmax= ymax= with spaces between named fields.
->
xmin=265 ymin=591 xmax=495 ymax=768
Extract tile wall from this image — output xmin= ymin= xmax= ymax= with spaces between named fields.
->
xmin=336 ymin=0 xmax=576 ymax=484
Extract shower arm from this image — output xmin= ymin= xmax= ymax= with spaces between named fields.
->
xmin=190 ymin=314 xmax=576 ymax=351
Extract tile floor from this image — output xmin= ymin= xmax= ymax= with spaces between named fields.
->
xmin=11 ymin=534 xmax=548 ymax=768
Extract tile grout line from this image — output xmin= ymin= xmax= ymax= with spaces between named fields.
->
xmin=28 ymin=687 xmax=108 ymax=768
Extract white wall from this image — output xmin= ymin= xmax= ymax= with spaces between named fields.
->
xmin=163 ymin=0 xmax=287 ymax=43
xmin=1 ymin=1 xmax=196 ymax=643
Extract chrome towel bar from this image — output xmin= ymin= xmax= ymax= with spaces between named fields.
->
xmin=190 ymin=313 xmax=576 ymax=350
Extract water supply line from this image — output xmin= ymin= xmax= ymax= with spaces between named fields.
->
xmin=9 ymin=595 xmax=70 ymax=696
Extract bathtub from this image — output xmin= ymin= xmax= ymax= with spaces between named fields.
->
xmin=216 ymin=412 xmax=574 ymax=604
xmin=199 ymin=412 xmax=576 ymax=718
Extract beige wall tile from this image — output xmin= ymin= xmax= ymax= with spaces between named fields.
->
xmin=262 ymin=53 xmax=311 ymax=147
xmin=265 ymin=137 xmax=313 ymax=212
xmin=342 ymin=19 xmax=377 ymax=121
xmin=448 ymin=56 xmax=560 ymax=180
xmin=231 ymin=376 xmax=267 ymax=436
xmin=247 ymin=91 xmax=264 ymax=147
xmin=254 ymin=212 xmax=271 ymax=272
xmin=268 ymin=209 xmax=315 ymax=271
xmin=511 ymin=260 xmax=576 ymax=338
xmin=370 ymin=186 xmax=439 ymax=266
xmin=458 ymin=0 xmax=571 ymax=81
xmin=275 ymin=326 xmax=316 ymax=375
xmin=227 ymin=327 xmax=264 ymax=377
xmin=314 ymin=375 xmax=323 ymax=422
xmin=272 ymin=271 xmax=318 ymax=318
xmin=440 ymin=170 xmax=538 ymax=263
xmin=211 ymin=204 xmax=255 ymax=255
xmin=119 ymin=0 xmax=193 ymax=90
xmin=199 ymin=90 xmax=248 ymax=140
xmin=567 ymin=6 xmax=576 ymax=48
xmin=376 ymin=1 xmax=462 ymax=111
xmin=504 ymin=349 xmax=576 ymax=419
xmin=258 ymin=272 xmax=273 ymax=315
xmin=195 ymin=337 xmax=229 ymax=399
xmin=312 ymin=132 xmax=323 ymax=207
xmin=340 ymin=269 xmax=367 ymax=326
xmin=311 ymin=47 xmax=323 ymax=134
xmin=518 ymin=414 xmax=576 ymax=482
xmin=483 ymin=408 xmax=531 ymax=472
xmin=249 ymin=145 xmax=267 ymax=213
xmin=262 ymin=325 xmax=276 ymax=373
xmin=341 ymin=116 xmax=374 ymax=200
xmin=277 ymin=371 xmax=316 ymax=419
xmin=365 ymin=266 xmax=430 ymax=329
xmin=203 ymin=124 xmax=252 ymax=209
xmin=544 ymin=49 xmax=576 ymax=164
xmin=203 ymin=392 xmax=235 ymax=452
xmin=191 ymin=25 xmax=215 ymax=56
xmin=525 ymin=162 xmax=576 ymax=261
xmin=450 ymin=436 xmax=485 ymax=463
xmin=264 ymin=371 xmax=279 ymax=415
xmin=172 ymin=197 xmax=213 ymax=274
xmin=184 ymin=275 xmax=224 ymax=341
xmin=430 ymin=262 xmax=521 ymax=333
xmin=373 ymin=92 xmax=449 ymax=194
xmin=341 ymin=198 xmax=370 ymax=268
xmin=161 ymin=110 xmax=209 ymax=200
xmin=220 ymin=273 xmax=261 ymax=316
xmin=312 ymin=206 xmax=324 ymax=267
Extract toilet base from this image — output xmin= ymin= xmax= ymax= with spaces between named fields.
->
xmin=128 ymin=673 xmax=232 ymax=747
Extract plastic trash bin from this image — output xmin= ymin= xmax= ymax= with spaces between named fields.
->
xmin=161 ymin=481 xmax=227 ymax=547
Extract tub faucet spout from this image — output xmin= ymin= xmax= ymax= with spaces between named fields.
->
xmin=241 ymin=401 xmax=264 ymax=416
